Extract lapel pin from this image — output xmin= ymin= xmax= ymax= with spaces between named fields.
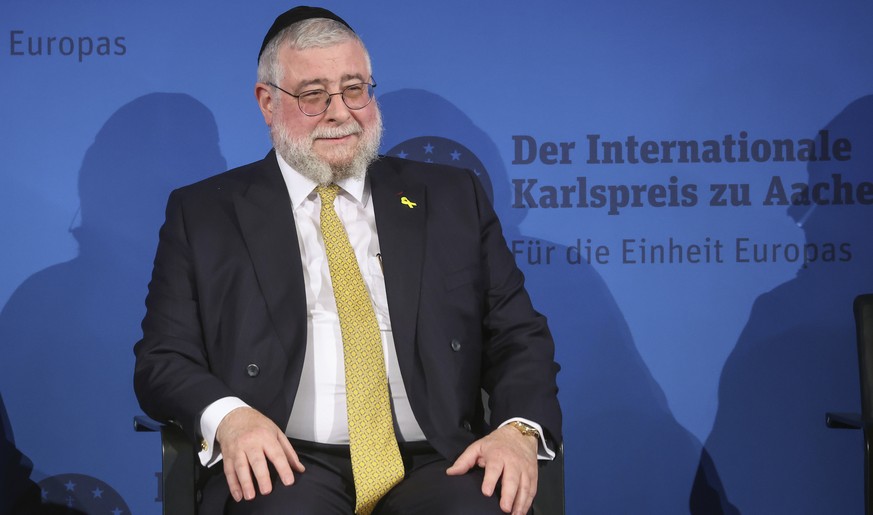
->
xmin=400 ymin=196 xmax=417 ymax=209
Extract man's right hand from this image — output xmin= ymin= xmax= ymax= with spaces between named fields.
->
xmin=216 ymin=407 xmax=305 ymax=502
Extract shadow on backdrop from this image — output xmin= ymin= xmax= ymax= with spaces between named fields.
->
xmin=695 ymin=95 xmax=873 ymax=513
xmin=378 ymin=89 xmax=710 ymax=513
xmin=1 ymin=390 xmax=42 ymax=513
xmin=0 ymin=93 xmax=226 ymax=513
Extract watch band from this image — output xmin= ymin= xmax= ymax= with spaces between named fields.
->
xmin=508 ymin=420 xmax=541 ymax=440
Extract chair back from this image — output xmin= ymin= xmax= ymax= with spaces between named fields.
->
xmin=856 ymin=294 xmax=873 ymax=423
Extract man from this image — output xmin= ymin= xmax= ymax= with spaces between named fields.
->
xmin=134 ymin=6 xmax=561 ymax=515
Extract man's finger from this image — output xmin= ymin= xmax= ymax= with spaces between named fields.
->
xmin=522 ymin=475 xmax=537 ymax=515
xmin=279 ymin=433 xmax=306 ymax=473
xmin=248 ymin=452 xmax=274 ymax=496
xmin=233 ymin=457 xmax=257 ymax=500
xmin=510 ymin=473 xmax=532 ymax=515
xmin=517 ymin=491 xmax=535 ymax=515
xmin=223 ymin=461 xmax=243 ymax=502
xmin=446 ymin=445 xmax=480 ymax=476
xmin=481 ymin=459 xmax=504 ymax=498
xmin=264 ymin=440 xmax=296 ymax=487
xmin=498 ymin=465 xmax=520 ymax=512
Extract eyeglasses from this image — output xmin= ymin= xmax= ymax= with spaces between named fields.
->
xmin=267 ymin=78 xmax=377 ymax=117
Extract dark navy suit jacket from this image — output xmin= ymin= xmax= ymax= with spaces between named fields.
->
xmin=133 ymin=152 xmax=561 ymax=504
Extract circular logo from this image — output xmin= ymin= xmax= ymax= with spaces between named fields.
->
xmin=386 ymin=136 xmax=493 ymax=203
xmin=38 ymin=474 xmax=130 ymax=514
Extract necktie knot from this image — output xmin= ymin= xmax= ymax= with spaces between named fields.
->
xmin=317 ymin=183 xmax=339 ymax=205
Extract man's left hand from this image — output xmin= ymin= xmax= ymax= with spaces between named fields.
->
xmin=446 ymin=424 xmax=539 ymax=515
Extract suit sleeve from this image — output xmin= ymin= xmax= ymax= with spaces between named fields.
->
xmin=470 ymin=171 xmax=563 ymax=446
xmin=133 ymin=189 xmax=237 ymax=441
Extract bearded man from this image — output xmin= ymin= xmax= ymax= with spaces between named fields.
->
xmin=134 ymin=6 xmax=561 ymax=515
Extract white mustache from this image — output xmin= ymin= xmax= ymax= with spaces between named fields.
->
xmin=311 ymin=123 xmax=362 ymax=140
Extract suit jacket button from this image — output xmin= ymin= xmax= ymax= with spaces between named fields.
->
xmin=462 ymin=420 xmax=472 ymax=431
xmin=450 ymin=338 xmax=461 ymax=351
xmin=246 ymin=363 xmax=260 ymax=377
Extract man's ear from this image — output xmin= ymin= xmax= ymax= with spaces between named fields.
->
xmin=254 ymin=83 xmax=274 ymax=125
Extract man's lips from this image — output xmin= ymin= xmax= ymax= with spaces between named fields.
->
xmin=315 ymin=132 xmax=359 ymax=143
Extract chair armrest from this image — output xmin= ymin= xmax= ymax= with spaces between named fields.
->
xmin=825 ymin=411 xmax=863 ymax=429
xmin=134 ymin=415 xmax=165 ymax=433
xmin=133 ymin=415 xmax=198 ymax=515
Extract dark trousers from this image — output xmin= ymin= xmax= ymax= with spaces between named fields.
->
xmin=223 ymin=439 xmax=507 ymax=515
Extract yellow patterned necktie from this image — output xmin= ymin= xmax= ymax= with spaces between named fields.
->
xmin=317 ymin=184 xmax=404 ymax=515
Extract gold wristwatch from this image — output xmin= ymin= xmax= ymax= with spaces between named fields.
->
xmin=508 ymin=420 xmax=540 ymax=439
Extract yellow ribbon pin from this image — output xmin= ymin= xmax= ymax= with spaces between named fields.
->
xmin=400 ymin=196 xmax=417 ymax=209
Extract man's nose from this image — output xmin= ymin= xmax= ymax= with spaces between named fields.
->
xmin=323 ymin=94 xmax=352 ymax=123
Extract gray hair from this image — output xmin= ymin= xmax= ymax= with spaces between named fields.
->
xmin=257 ymin=18 xmax=372 ymax=86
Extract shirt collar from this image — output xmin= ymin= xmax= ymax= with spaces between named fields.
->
xmin=275 ymin=152 xmax=369 ymax=208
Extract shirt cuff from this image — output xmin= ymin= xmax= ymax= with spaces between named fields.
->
xmin=499 ymin=417 xmax=556 ymax=460
xmin=198 ymin=396 xmax=250 ymax=467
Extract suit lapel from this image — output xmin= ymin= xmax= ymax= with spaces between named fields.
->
xmin=232 ymin=153 xmax=307 ymax=364
xmin=369 ymin=159 xmax=426 ymax=369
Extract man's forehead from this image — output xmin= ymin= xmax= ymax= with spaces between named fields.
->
xmin=280 ymin=42 xmax=369 ymax=85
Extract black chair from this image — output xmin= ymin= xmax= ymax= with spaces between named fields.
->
xmin=826 ymin=293 xmax=873 ymax=514
xmin=134 ymin=416 xmax=198 ymax=515
xmin=136 ymin=416 xmax=565 ymax=515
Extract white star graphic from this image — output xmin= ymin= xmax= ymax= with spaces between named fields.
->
xmin=92 ymin=487 xmax=104 ymax=499
xmin=112 ymin=508 xmax=124 ymax=515
xmin=450 ymin=150 xmax=461 ymax=160
xmin=423 ymin=142 xmax=434 ymax=154
xmin=64 ymin=480 xmax=76 ymax=492
xmin=397 ymin=150 xmax=408 ymax=159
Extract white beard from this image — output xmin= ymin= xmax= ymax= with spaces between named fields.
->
xmin=271 ymin=107 xmax=383 ymax=186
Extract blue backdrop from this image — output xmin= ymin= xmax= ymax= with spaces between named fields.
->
xmin=2 ymin=1 xmax=872 ymax=513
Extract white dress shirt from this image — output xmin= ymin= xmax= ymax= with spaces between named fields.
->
xmin=277 ymin=155 xmax=426 ymax=445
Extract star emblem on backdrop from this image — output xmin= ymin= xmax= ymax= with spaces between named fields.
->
xmin=37 ymin=473 xmax=131 ymax=514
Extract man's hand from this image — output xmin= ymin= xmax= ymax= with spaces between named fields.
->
xmin=446 ymin=424 xmax=539 ymax=515
xmin=216 ymin=407 xmax=305 ymax=502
